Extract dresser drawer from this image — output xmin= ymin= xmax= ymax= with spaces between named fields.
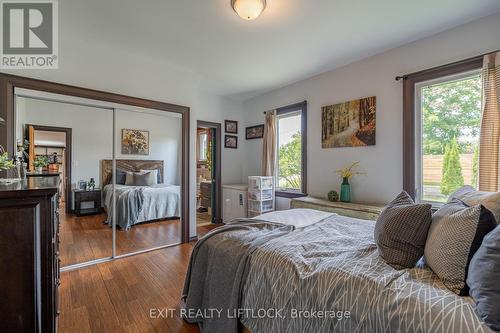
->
xmin=76 ymin=191 xmax=99 ymax=202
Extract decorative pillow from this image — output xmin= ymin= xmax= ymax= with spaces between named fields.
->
xmin=449 ymin=185 xmax=500 ymax=224
xmin=133 ymin=171 xmax=156 ymax=186
xmin=125 ymin=171 xmax=135 ymax=186
xmin=424 ymin=199 xmax=497 ymax=295
xmin=140 ymin=169 xmax=160 ymax=184
xmin=374 ymin=191 xmax=432 ymax=269
xmin=467 ymin=226 xmax=500 ymax=331
xmin=115 ymin=170 xmax=127 ymax=185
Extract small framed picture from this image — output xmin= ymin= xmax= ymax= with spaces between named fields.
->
xmin=246 ymin=124 xmax=264 ymax=140
xmin=225 ymin=120 xmax=238 ymax=134
xmin=224 ymin=135 xmax=238 ymax=149
xmin=78 ymin=180 xmax=87 ymax=190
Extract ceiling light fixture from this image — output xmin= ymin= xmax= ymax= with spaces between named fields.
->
xmin=231 ymin=0 xmax=266 ymax=21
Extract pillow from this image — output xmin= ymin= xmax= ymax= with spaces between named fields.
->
xmin=133 ymin=171 xmax=156 ymax=186
xmin=467 ymin=226 xmax=500 ymax=331
xmin=255 ymin=209 xmax=334 ymax=228
xmin=449 ymin=185 xmax=500 ymax=224
xmin=115 ymin=169 xmax=126 ymax=185
xmin=125 ymin=171 xmax=135 ymax=186
xmin=140 ymin=169 xmax=160 ymax=184
xmin=424 ymin=199 xmax=497 ymax=295
xmin=374 ymin=191 xmax=432 ymax=269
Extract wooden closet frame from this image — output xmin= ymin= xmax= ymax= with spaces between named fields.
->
xmin=0 ymin=73 xmax=191 ymax=243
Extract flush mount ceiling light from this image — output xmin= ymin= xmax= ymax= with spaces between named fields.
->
xmin=231 ymin=0 xmax=266 ymax=21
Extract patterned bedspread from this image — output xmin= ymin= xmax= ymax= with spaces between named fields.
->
xmin=102 ymin=183 xmax=180 ymax=229
xmin=241 ymin=213 xmax=492 ymax=333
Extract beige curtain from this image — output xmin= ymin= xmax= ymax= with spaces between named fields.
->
xmin=478 ymin=51 xmax=500 ymax=191
xmin=262 ymin=110 xmax=277 ymax=176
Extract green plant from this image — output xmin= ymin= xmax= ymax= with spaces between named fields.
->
xmin=422 ymin=75 xmax=481 ymax=155
xmin=327 ymin=190 xmax=339 ymax=202
xmin=206 ymin=131 xmax=212 ymax=173
xmin=440 ymin=138 xmax=464 ymax=195
xmin=278 ymin=132 xmax=302 ymax=189
xmin=33 ymin=156 xmax=49 ymax=168
xmin=0 ymin=152 xmax=15 ymax=171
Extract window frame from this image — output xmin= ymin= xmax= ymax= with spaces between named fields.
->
xmin=414 ymin=69 xmax=482 ymax=205
xmin=275 ymin=101 xmax=307 ymax=198
xmin=402 ymin=55 xmax=483 ymax=202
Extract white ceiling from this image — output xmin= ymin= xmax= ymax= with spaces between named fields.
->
xmin=63 ymin=0 xmax=500 ymax=101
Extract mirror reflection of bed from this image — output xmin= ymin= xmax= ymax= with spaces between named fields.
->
xmin=15 ymin=91 xmax=185 ymax=268
xmin=102 ymin=159 xmax=181 ymax=255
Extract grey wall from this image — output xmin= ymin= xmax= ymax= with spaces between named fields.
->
xmin=242 ymin=12 xmax=500 ymax=207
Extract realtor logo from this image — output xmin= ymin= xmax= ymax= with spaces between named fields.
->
xmin=1 ymin=0 xmax=58 ymax=68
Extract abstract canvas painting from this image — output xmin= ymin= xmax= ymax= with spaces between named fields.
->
xmin=321 ymin=96 xmax=376 ymax=148
xmin=121 ymin=129 xmax=150 ymax=155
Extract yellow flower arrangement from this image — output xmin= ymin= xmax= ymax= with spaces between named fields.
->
xmin=335 ymin=161 xmax=366 ymax=180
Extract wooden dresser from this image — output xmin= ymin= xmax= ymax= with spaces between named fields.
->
xmin=291 ymin=196 xmax=386 ymax=220
xmin=0 ymin=177 xmax=60 ymax=333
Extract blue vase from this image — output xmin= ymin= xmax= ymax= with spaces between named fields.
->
xmin=340 ymin=177 xmax=351 ymax=202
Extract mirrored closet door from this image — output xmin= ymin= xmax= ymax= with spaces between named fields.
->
xmin=13 ymin=86 xmax=187 ymax=270
xmin=113 ymin=107 xmax=183 ymax=256
xmin=15 ymin=92 xmax=114 ymax=267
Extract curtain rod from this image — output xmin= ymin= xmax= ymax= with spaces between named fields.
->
xmin=263 ymin=100 xmax=307 ymax=114
xmin=395 ymin=49 xmax=499 ymax=81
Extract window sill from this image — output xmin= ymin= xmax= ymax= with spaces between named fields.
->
xmin=417 ymin=199 xmax=444 ymax=212
xmin=275 ymin=191 xmax=308 ymax=199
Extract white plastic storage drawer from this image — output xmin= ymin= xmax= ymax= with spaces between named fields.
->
xmin=248 ymin=199 xmax=273 ymax=212
xmin=248 ymin=189 xmax=273 ymax=201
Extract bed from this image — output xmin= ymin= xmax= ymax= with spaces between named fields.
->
xmin=100 ymin=159 xmax=181 ymax=230
xmin=182 ymin=209 xmax=493 ymax=333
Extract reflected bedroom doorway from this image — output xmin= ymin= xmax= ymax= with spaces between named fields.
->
xmin=25 ymin=124 xmax=71 ymax=213
xmin=196 ymin=120 xmax=222 ymax=226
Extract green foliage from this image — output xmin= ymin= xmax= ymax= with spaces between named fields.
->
xmin=442 ymin=144 xmax=450 ymax=179
xmin=327 ymin=190 xmax=339 ymax=202
xmin=422 ymin=76 xmax=481 ymax=155
xmin=33 ymin=155 xmax=49 ymax=168
xmin=278 ymin=132 xmax=301 ymax=190
xmin=440 ymin=138 xmax=464 ymax=195
xmin=206 ymin=133 xmax=212 ymax=173
xmin=0 ymin=152 xmax=15 ymax=171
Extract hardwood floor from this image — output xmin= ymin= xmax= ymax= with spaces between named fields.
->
xmin=60 ymin=205 xmax=182 ymax=267
xmin=59 ymin=224 xmax=220 ymax=333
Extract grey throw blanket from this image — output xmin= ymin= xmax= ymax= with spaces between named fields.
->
xmin=107 ymin=187 xmax=145 ymax=230
xmin=181 ymin=219 xmax=294 ymax=333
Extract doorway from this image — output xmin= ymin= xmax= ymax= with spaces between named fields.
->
xmin=26 ymin=124 xmax=72 ymax=213
xmin=196 ymin=120 xmax=221 ymax=225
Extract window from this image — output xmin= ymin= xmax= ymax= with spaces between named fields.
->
xmin=416 ymin=71 xmax=482 ymax=203
xmin=276 ymin=101 xmax=307 ymax=196
xmin=402 ymin=55 xmax=484 ymax=205
xmin=197 ymin=130 xmax=208 ymax=162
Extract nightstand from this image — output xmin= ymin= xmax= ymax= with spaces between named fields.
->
xmin=73 ymin=189 xmax=102 ymax=216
